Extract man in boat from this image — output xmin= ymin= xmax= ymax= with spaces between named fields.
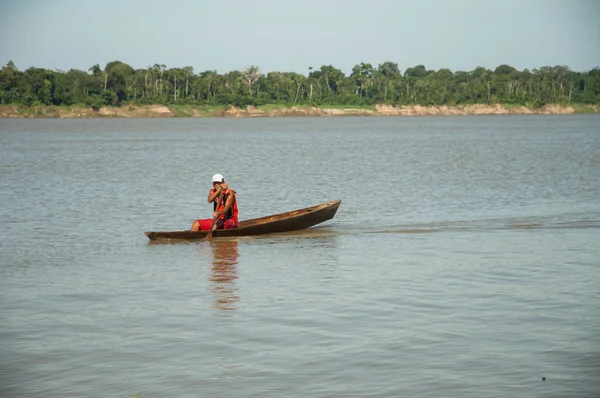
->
xmin=190 ymin=173 xmax=238 ymax=231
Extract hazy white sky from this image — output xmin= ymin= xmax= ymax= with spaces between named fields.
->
xmin=1 ymin=0 xmax=598 ymax=75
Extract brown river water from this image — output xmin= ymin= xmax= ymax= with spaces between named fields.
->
xmin=1 ymin=116 xmax=599 ymax=397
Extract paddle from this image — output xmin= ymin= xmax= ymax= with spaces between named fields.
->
xmin=205 ymin=189 xmax=223 ymax=240
xmin=205 ymin=215 xmax=217 ymax=241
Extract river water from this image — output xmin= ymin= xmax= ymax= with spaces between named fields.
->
xmin=1 ymin=116 xmax=599 ymax=398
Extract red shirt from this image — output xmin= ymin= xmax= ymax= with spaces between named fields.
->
xmin=211 ymin=188 xmax=238 ymax=221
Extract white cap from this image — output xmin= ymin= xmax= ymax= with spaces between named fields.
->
xmin=212 ymin=173 xmax=224 ymax=183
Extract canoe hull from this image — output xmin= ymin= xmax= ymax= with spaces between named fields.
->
xmin=145 ymin=199 xmax=341 ymax=241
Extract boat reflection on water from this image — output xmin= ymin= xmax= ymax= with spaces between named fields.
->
xmin=209 ymin=239 xmax=240 ymax=312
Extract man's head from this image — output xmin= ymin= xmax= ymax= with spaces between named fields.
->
xmin=212 ymin=173 xmax=225 ymax=188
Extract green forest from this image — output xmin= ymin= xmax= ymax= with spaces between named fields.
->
xmin=1 ymin=60 xmax=599 ymax=109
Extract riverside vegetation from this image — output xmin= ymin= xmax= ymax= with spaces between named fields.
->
xmin=0 ymin=60 xmax=598 ymax=117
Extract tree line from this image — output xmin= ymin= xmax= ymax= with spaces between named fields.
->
xmin=0 ymin=60 xmax=599 ymax=109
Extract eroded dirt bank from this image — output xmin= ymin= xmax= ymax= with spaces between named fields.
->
xmin=0 ymin=103 xmax=596 ymax=118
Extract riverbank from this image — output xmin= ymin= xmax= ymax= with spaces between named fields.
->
xmin=0 ymin=103 xmax=597 ymax=118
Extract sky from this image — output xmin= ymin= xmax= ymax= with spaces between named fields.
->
xmin=1 ymin=0 xmax=599 ymax=75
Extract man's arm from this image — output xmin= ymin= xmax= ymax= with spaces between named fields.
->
xmin=207 ymin=187 xmax=222 ymax=203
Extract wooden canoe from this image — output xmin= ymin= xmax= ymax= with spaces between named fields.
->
xmin=145 ymin=199 xmax=342 ymax=241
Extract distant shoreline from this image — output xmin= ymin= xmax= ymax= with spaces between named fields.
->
xmin=0 ymin=103 xmax=597 ymax=118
